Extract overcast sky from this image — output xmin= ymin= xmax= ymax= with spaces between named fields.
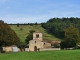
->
xmin=0 ymin=0 xmax=80 ymax=23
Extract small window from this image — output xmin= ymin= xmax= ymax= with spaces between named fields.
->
xmin=44 ymin=43 xmax=45 ymax=45
xmin=36 ymin=34 xmax=39 ymax=38
xmin=35 ymin=41 xmax=36 ymax=43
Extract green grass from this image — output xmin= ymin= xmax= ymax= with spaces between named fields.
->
xmin=0 ymin=50 xmax=80 ymax=60
xmin=9 ymin=25 xmax=60 ymax=42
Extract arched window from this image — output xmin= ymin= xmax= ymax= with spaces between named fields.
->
xmin=36 ymin=34 xmax=39 ymax=38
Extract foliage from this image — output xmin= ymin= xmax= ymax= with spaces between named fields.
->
xmin=35 ymin=22 xmax=38 ymax=25
xmin=17 ymin=42 xmax=27 ymax=51
xmin=65 ymin=25 xmax=80 ymax=47
xmin=25 ymin=30 xmax=35 ymax=44
xmin=60 ymin=25 xmax=80 ymax=48
xmin=0 ymin=20 xmax=20 ymax=46
xmin=41 ymin=17 xmax=80 ymax=48
xmin=41 ymin=17 xmax=80 ymax=38
xmin=60 ymin=40 xmax=67 ymax=49
xmin=17 ymin=23 xmax=19 ymax=27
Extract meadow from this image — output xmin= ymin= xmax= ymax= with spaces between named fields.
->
xmin=9 ymin=25 xmax=60 ymax=42
xmin=0 ymin=50 xmax=80 ymax=60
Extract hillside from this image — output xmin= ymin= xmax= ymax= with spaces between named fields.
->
xmin=9 ymin=25 xmax=60 ymax=42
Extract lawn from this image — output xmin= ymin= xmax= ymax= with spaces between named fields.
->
xmin=0 ymin=50 xmax=80 ymax=60
xmin=9 ymin=25 xmax=60 ymax=42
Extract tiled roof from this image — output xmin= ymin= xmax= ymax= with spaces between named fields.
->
xmin=51 ymin=41 xmax=61 ymax=44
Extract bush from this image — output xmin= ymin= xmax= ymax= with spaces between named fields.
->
xmin=17 ymin=43 xmax=27 ymax=51
xmin=1 ymin=50 xmax=5 ymax=53
xmin=0 ymin=47 xmax=5 ymax=53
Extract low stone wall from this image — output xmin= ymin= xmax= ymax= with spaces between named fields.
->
xmin=25 ymin=48 xmax=29 ymax=52
xmin=40 ymin=48 xmax=60 ymax=51
xmin=64 ymin=48 xmax=74 ymax=50
xmin=3 ymin=47 xmax=13 ymax=52
xmin=25 ymin=48 xmax=60 ymax=51
xmin=3 ymin=46 xmax=20 ymax=52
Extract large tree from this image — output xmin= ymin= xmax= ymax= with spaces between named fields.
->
xmin=61 ymin=25 xmax=80 ymax=48
xmin=0 ymin=20 xmax=20 ymax=46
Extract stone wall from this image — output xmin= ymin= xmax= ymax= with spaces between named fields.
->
xmin=3 ymin=46 xmax=20 ymax=52
xmin=43 ymin=42 xmax=51 ymax=48
xmin=40 ymin=48 xmax=60 ymax=51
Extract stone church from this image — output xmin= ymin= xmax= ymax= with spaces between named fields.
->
xmin=29 ymin=32 xmax=51 ymax=51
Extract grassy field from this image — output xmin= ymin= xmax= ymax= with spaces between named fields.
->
xmin=9 ymin=25 xmax=60 ymax=42
xmin=0 ymin=50 xmax=80 ymax=60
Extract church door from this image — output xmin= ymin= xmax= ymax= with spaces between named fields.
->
xmin=34 ymin=46 xmax=37 ymax=51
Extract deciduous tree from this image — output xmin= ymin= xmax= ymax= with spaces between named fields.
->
xmin=25 ymin=30 xmax=35 ymax=44
xmin=61 ymin=25 xmax=80 ymax=48
xmin=0 ymin=20 xmax=20 ymax=46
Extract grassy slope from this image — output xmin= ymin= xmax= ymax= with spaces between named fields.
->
xmin=9 ymin=25 xmax=60 ymax=42
xmin=0 ymin=50 xmax=80 ymax=60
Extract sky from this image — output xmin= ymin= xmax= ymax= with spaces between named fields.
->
xmin=0 ymin=0 xmax=80 ymax=23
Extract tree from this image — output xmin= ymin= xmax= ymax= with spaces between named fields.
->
xmin=17 ymin=42 xmax=27 ymax=51
xmin=0 ymin=20 xmax=20 ymax=46
xmin=41 ymin=17 xmax=80 ymax=39
xmin=17 ymin=23 xmax=19 ymax=27
xmin=25 ymin=30 xmax=35 ymax=44
xmin=64 ymin=25 xmax=80 ymax=48
xmin=35 ymin=22 xmax=38 ymax=25
xmin=60 ymin=40 xmax=67 ymax=49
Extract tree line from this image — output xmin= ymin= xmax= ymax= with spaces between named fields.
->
xmin=8 ymin=22 xmax=41 ymax=25
xmin=41 ymin=17 xmax=80 ymax=38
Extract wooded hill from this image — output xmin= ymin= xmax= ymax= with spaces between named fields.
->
xmin=41 ymin=17 xmax=80 ymax=38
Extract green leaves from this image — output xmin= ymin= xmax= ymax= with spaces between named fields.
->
xmin=63 ymin=25 xmax=80 ymax=48
xmin=42 ymin=17 xmax=80 ymax=39
xmin=0 ymin=20 xmax=20 ymax=46
xmin=25 ymin=30 xmax=35 ymax=44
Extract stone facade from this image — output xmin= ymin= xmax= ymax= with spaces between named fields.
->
xmin=29 ymin=32 xmax=51 ymax=51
